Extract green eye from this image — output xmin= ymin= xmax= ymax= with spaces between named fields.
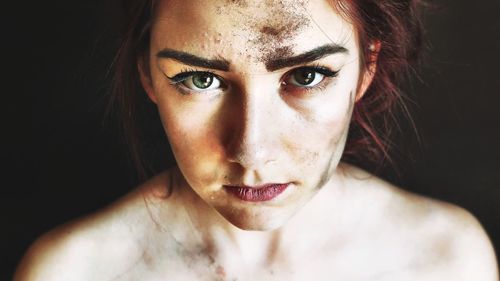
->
xmin=184 ymin=73 xmax=221 ymax=91
xmin=169 ymin=71 xmax=223 ymax=92
xmin=288 ymin=68 xmax=325 ymax=87
xmin=191 ymin=73 xmax=216 ymax=89
xmin=294 ymin=69 xmax=317 ymax=85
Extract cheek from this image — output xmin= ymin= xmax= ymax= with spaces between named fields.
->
xmin=157 ymin=100 xmax=225 ymax=188
xmin=283 ymin=88 xmax=355 ymax=163
xmin=157 ymin=90 xmax=220 ymax=155
xmin=283 ymin=59 xmax=360 ymax=154
xmin=277 ymin=90 xmax=354 ymax=189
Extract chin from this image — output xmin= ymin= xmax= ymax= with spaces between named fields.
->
xmin=216 ymin=205 xmax=294 ymax=231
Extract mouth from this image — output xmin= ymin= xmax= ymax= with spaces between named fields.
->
xmin=223 ymin=183 xmax=290 ymax=202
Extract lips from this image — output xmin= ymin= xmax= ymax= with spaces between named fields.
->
xmin=224 ymin=183 xmax=289 ymax=202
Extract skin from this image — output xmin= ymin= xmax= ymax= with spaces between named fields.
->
xmin=14 ymin=0 xmax=499 ymax=280
xmin=145 ymin=0 xmax=366 ymax=231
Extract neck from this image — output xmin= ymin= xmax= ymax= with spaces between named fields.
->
xmin=169 ymin=164 xmax=360 ymax=267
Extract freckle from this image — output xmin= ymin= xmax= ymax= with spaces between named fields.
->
xmin=216 ymin=265 xmax=226 ymax=277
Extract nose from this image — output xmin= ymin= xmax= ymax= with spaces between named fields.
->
xmin=224 ymin=85 xmax=277 ymax=169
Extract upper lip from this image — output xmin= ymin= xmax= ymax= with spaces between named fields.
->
xmin=224 ymin=183 xmax=289 ymax=189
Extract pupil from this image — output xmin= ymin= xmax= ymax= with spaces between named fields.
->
xmin=295 ymin=69 xmax=315 ymax=85
xmin=193 ymin=74 xmax=213 ymax=89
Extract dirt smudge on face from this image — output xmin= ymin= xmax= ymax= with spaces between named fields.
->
xmin=261 ymin=45 xmax=294 ymax=66
xmin=226 ymin=0 xmax=248 ymax=7
xmin=251 ymin=0 xmax=311 ymax=64
xmin=260 ymin=26 xmax=281 ymax=37
xmin=215 ymin=0 xmax=311 ymax=65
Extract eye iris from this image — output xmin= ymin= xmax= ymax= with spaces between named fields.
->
xmin=294 ymin=69 xmax=315 ymax=85
xmin=192 ymin=74 xmax=213 ymax=89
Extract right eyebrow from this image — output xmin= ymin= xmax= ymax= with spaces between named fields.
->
xmin=265 ymin=44 xmax=349 ymax=72
xmin=156 ymin=49 xmax=230 ymax=72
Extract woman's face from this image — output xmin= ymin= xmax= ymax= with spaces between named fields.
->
xmin=143 ymin=0 xmax=373 ymax=230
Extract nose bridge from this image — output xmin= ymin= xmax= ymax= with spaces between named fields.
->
xmin=225 ymin=81 xmax=275 ymax=168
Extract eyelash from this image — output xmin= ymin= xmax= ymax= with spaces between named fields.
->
xmin=167 ymin=68 xmax=216 ymax=83
xmin=281 ymin=63 xmax=339 ymax=95
xmin=294 ymin=63 xmax=339 ymax=78
xmin=165 ymin=64 xmax=339 ymax=95
xmin=165 ymin=68 xmax=221 ymax=94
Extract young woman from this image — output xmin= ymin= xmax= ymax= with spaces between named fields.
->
xmin=14 ymin=0 xmax=498 ymax=280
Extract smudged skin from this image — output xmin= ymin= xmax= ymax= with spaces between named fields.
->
xmin=213 ymin=0 xmax=311 ymax=64
xmin=146 ymin=0 xmax=365 ymax=231
xmin=12 ymin=0 xmax=499 ymax=281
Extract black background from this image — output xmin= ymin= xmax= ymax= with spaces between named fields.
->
xmin=2 ymin=0 xmax=499 ymax=279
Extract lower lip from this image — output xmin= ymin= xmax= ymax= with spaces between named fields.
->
xmin=224 ymin=184 xmax=290 ymax=202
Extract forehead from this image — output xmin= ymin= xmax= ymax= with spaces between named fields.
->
xmin=151 ymin=0 xmax=357 ymax=69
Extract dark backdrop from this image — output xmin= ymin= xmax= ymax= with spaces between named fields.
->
xmin=2 ymin=0 xmax=499 ymax=279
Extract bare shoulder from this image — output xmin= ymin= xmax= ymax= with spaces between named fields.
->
xmin=344 ymin=164 xmax=499 ymax=280
xmin=394 ymin=188 xmax=498 ymax=279
xmin=13 ymin=170 xmax=174 ymax=281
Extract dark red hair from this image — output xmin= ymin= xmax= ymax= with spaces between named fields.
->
xmin=332 ymin=0 xmax=425 ymax=171
xmin=108 ymin=0 xmax=426 ymax=180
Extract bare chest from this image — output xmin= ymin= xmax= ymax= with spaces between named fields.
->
xmin=108 ymin=248 xmax=436 ymax=281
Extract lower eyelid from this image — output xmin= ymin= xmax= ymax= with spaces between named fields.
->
xmin=172 ymin=80 xmax=226 ymax=96
xmin=169 ymin=72 xmax=225 ymax=88
xmin=282 ymin=76 xmax=334 ymax=94
xmin=171 ymin=68 xmax=335 ymax=95
xmin=170 ymin=83 xmax=191 ymax=95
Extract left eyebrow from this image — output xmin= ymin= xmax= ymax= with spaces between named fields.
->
xmin=156 ymin=49 xmax=230 ymax=71
xmin=265 ymin=44 xmax=349 ymax=72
